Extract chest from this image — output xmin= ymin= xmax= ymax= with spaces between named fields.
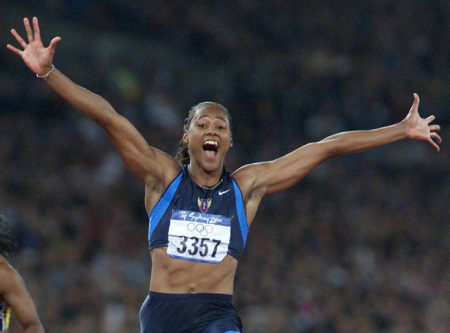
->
xmin=171 ymin=179 xmax=236 ymax=217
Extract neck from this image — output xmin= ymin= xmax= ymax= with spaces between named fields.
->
xmin=187 ymin=164 xmax=223 ymax=188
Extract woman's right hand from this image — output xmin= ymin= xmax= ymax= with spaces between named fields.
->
xmin=7 ymin=17 xmax=61 ymax=76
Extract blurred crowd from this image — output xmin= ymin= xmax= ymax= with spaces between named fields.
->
xmin=0 ymin=1 xmax=449 ymax=332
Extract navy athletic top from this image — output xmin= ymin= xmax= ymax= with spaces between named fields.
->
xmin=148 ymin=166 xmax=249 ymax=263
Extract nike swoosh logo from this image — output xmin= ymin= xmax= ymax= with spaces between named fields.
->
xmin=218 ymin=190 xmax=230 ymax=195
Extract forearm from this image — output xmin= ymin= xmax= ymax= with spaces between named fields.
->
xmin=321 ymin=121 xmax=408 ymax=157
xmin=42 ymin=67 xmax=116 ymax=125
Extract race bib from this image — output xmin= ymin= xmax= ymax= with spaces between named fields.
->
xmin=167 ymin=210 xmax=231 ymax=264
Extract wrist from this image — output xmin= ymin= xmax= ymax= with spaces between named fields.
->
xmin=395 ymin=120 xmax=410 ymax=140
xmin=398 ymin=116 xmax=408 ymax=130
xmin=36 ymin=65 xmax=55 ymax=78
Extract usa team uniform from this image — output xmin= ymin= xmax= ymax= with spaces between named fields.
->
xmin=140 ymin=166 xmax=249 ymax=332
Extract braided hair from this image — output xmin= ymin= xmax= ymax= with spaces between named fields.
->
xmin=0 ymin=215 xmax=17 ymax=257
xmin=174 ymin=101 xmax=232 ymax=165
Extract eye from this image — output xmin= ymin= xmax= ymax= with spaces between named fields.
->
xmin=215 ymin=121 xmax=227 ymax=130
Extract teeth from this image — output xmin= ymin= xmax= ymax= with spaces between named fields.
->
xmin=204 ymin=140 xmax=218 ymax=146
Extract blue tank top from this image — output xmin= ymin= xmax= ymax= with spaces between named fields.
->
xmin=148 ymin=166 xmax=249 ymax=263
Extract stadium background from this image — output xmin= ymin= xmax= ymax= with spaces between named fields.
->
xmin=0 ymin=1 xmax=449 ymax=332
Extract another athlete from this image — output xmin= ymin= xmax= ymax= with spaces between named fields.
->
xmin=0 ymin=215 xmax=45 ymax=333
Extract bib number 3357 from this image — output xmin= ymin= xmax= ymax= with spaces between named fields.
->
xmin=167 ymin=211 xmax=231 ymax=264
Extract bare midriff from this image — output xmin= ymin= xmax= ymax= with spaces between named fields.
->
xmin=149 ymin=247 xmax=238 ymax=294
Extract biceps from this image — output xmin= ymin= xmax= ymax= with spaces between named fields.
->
xmin=259 ymin=144 xmax=330 ymax=194
xmin=103 ymin=114 xmax=164 ymax=182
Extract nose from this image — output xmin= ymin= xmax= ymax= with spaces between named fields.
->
xmin=206 ymin=127 xmax=218 ymax=136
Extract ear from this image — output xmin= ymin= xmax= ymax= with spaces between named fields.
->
xmin=229 ymin=137 xmax=233 ymax=148
xmin=182 ymin=132 xmax=189 ymax=144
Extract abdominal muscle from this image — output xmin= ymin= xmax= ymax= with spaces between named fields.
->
xmin=149 ymin=247 xmax=238 ymax=295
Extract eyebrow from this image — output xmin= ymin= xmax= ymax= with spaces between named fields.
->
xmin=197 ymin=115 xmax=227 ymax=122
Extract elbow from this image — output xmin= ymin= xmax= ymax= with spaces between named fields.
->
xmin=95 ymin=105 xmax=120 ymax=128
xmin=316 ymin=139 xmax=342 ymax=158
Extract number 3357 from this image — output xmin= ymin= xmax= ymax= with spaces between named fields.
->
xmin=177 ymin=236 xmax=221 ymax=257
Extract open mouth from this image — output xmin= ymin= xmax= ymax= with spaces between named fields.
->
xmin=203 ymin=140 xmax=219 ymax=158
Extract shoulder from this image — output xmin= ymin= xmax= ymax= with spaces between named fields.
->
xmin=0 ymin=256 xmax=18 ymax=293
xmin=231 ymin=162 xmax=269 ymax=202
xmin=0 ymin=255 xmax=13 ymax=275
xmin=232 ymin=162 xmax=267 ymax=187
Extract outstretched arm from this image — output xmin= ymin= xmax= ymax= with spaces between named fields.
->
xmin=316 ymin=93 xmax=441 ymax=155
xmin=234 ymin=94 xmax=441 ymax=224
xmin=7 ymin=17 xmax=180 ymax=188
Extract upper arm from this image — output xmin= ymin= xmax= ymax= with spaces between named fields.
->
xmin=233 ymin=141 xmax=332 ymax=223
xmin=0 ymin=265 xmax=44 ymax=332
xmin=255 ymin=141 xmax=332 ymax=194
xmin=101 ymin=112 xmax=180 ymax=187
